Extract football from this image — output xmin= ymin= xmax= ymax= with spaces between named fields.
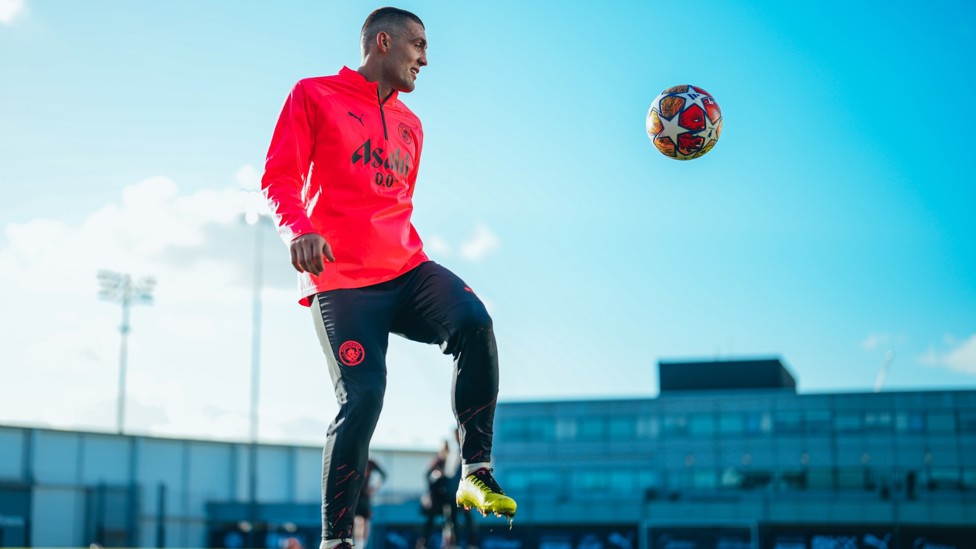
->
xmin=646 ymin=85 xmax=722 ymax=160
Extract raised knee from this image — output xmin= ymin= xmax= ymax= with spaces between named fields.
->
xmin=457 ymin=302 xmax=493 ymax=335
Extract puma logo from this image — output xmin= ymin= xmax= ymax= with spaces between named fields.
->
xmin=347 ymin=111 xmax=365 ymax=126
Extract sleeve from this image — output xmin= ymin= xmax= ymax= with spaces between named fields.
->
xmin=261 ymin=80 xmax=319 ymax=242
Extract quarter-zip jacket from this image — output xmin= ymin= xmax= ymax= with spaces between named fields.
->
xmin=262 ymin=67 xmax=428 ymax=305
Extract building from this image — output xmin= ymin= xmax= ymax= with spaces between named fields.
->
xmin=479 ymin=358 xmax=976 ymax=549
xmin=3 ymin=357 xmax=975 ymax=549
xmin=0 ymin=426 xmax=435 ymax=547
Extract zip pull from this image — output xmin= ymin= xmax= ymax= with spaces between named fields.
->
xmin=377 ymin=90 xmax=392 ymax=141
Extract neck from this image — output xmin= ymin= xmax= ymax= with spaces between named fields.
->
xmin=357 ymin=64 xmax=394 ymax=102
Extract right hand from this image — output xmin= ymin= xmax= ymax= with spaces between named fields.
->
xmin=290 ymin=233 xmax=335 ymax=276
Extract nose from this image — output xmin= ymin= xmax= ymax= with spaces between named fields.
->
xmin=418 ymin=53 xmax=427 ymax=67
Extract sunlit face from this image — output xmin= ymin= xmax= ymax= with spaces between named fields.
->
xmin=381 ymin=20 xmax=427 ymax=93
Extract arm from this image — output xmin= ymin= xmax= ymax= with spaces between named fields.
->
xmin=261 ymin=81 xmax=334 ymax=274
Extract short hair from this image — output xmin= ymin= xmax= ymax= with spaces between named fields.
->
xmin=360 ymin=7 xmax=424 ymax=57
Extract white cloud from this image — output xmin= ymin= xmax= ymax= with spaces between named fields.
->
xmin=235 ymin=164 xmax=261 ymax=191
xmin=917 ymin=334 xmax=976 ymax=375
xmin=425 ymin=235 xmax=452 ymax=256
xmin=0 ymin=0 xmax=26 ymax=25
xmin=0 ymin=172 xmax=457 ymax=448
xmin=861 ymin=332 xmax=890 ymax=351
xmin=459 ymin=223 xmax=500 ymax=261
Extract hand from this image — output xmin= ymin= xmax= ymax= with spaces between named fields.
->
xmin=290 ymin=233 xmax=335 ymax=276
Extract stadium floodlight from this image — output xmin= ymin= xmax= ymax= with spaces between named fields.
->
xmin=240 ymin=194 xmax=273 ymax=548
xmin=97 ymin=270 xmax=156 ymax=434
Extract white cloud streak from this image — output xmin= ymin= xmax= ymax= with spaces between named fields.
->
xmin=459 ymin=223 xmax=500 ymax=261
xmin=0 ymin=171 xmax=460 ymax=447
xmin=917 ymin=334 xmax=976 ymax=375
xmin=0 ymin=0 xmax=26 ymax=25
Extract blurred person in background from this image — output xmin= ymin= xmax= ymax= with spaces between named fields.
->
xmin=355 ymin=455 xmax=387 ymax=548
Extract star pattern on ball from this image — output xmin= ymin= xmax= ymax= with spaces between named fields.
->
xmin=702 ymin=111 xmax=721 ymax=142
xmin=656 ymin=105 xmax=687 ymax=146
xmin=678 ymin=87 xmax=709 ymax=112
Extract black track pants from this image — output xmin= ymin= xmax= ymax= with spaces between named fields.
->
xmin=310 ymin=261 xmax=499 ymax=543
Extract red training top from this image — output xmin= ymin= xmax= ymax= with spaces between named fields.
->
xmin=262 ymin=67 xmax=429 ymax=305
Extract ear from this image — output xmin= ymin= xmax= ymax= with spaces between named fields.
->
xmin=375 ymin=31 xmax=392 ymax=53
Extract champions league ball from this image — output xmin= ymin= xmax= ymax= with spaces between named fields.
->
xmin=646 ymin=85 xmax=722 ymax=160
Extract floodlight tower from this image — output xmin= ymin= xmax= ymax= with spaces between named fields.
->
xmin=243 ymin=193 xmax=273 ymax=543
xmin=97 ymin=270 xmax=156 ymax=434
xmin=873 ymin=350 xmax=895 ymax=392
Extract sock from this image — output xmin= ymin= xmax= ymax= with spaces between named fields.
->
xmin=462 ymin=462 xmax=491 ymax=477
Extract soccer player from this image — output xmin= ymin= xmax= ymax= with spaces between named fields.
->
xmin=261 ymin=8 xmax=516 ymax=549
xmin=354 ymin=456 xmax=386 ymax=548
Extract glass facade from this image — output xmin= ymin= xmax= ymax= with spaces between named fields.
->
xmin=492 ymin=388 xmax=976 ymax=544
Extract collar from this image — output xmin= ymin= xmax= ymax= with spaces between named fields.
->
xmin=338 ymin=66 xmax=399 ymax=105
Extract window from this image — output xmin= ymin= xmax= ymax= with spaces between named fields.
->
xmin=962 ymin=469 xmax=976 ymax=490
xmin=834 ymin=412 xmax=863 ymax=433
xmin=744 ymin=412 xmax=772 ymax=435
xmin=692 ymin=469 xmax=717 ymax=489
xmin=836 ymin=468 xmax=869 ymax=490
xmin=925 ymin=468 xmax=961 ymax=491
xmin=806 ymin=468 xmax=834 ymax=490
xmin=663 ymin=414 xmax=689 ymax=437
xmin=805 ymin=410 xmax=832 ymax=433
xmin=926 ymin=412 xmax=956 ymax=433
xmin=608 ymin=471 xmax=635 ymax=495
xmin=500 ymin=417 xmax=554 ymax=442
xmin=508 ymin=470 xmax=560 ymax=493
xmin=555 ymin=417 xmax=577 ymax=440
xmin=637 ymin=416 xmax=660 ymax=439
xmin=779 ymin=469 xmax=808 ymax=491
xmin=720 ymin=468 xmax=743 ymax=489
xmin=673 ymin=469 xmax=717 ymax=490
xmin=774 ymin=411 xmax=803 ymax=434
xmin=573 ymin=470 xmax=609 ymax=492
xmin=896 ymin=411 xmax=925 ymax=433
xmin=608 ymin=416 xmax=636 ymax=440
xmin=689 ymin=413 xmax=715 ymax=437
xmin=637 ymin=469 xmax=661 ymax=490
xmin=958 ymin=409 xmax=976 ymax=432
xmin=578 ymin=417 xmax=606 ymax=441
xmin=864 ymin=411 xmax=893 ymax=432
xmin=718 ymin=468 xmax=775 ymax=491
xmin=718 ymin=413 xmax=745 ymax=435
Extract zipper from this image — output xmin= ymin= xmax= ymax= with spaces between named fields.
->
xmin=377 ymin=90 xmax=391 ymax=141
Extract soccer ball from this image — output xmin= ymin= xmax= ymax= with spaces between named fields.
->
xmin=646 ymin=85 xmax=722 ymax=160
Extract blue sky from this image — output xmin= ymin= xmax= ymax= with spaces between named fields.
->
xmin=1 ymin=0 xmax=974 ymax=448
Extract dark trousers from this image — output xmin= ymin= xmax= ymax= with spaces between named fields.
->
xmin=311 ymin=261 xmax=499 ymax=543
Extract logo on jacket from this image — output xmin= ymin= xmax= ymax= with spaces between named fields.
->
xmin=347 ymin=111 xmax=365 ymax=126
xmin=352 ymin=138 xmax=412 ymax=185
xmin=398 ymin=122 xmax=413 ymax=145
xmin=338 ymin=340 xmax=365 ymax=366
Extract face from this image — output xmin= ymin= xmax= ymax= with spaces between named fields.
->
xmin=380 ymin=20 xmax=427 ymax=93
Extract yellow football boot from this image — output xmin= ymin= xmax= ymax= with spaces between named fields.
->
xmin=456 ymin=468 xmax=517 ymax=522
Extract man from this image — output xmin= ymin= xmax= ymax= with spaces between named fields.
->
xmin=354 ymin=456 xmax=386 ymax=548
xmin=417 ymin=441 xmax=453 ymax=549
xmin=261 ymin=8 xmax=516 ymax=549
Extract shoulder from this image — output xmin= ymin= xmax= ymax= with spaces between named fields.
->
xmin=391 ymin=99 xmax=422 ymax=127
xmin=293 ymin=74 xmax=343 ymax=93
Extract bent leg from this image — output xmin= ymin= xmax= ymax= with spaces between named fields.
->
xmin=392 ymin=262 xmax=499 ymax=465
